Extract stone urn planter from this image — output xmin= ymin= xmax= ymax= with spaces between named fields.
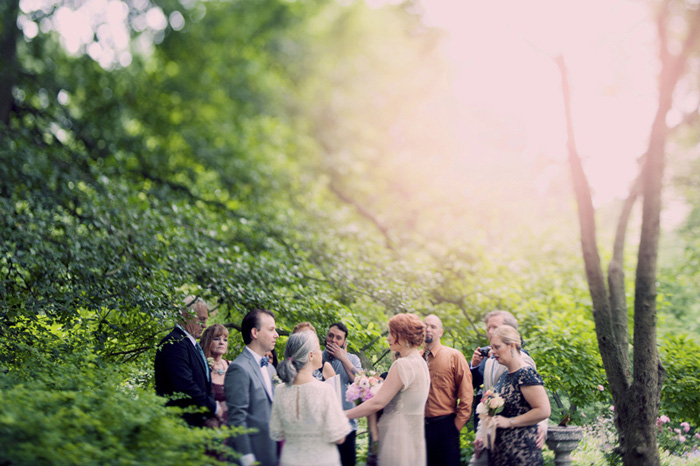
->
xmin=545 ymin=426 xmax=584 ymax=466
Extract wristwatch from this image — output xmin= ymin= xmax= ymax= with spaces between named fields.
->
xmin=509 ymin=418 xmax=515 ymax=428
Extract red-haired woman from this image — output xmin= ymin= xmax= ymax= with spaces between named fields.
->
xmin=200 ymin=324 xmax=230 ymax=428
xmin=346 ymin=313 xmax=430 ymax=466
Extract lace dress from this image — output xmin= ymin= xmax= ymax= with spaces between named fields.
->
xmin=269 ymin=380 xmax=352 ymax=466
xmin=490 ymin=367 xmax=544 ymax=466
xmin=377 ymin=353 xmax=430 ymax=466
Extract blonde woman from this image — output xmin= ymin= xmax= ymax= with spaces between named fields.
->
xmin=476 ymin=325 xmax=550 ymax=466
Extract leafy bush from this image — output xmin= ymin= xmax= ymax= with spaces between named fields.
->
xmin=528 ymin=311 xmax=608 ymax=425
xmin=656 ymin=416 xmax=700 ymax=459
xmin=0 ymin=348 xmax=237 ymax=466
xmin=660 ymin=334 xmax=700 ymax=427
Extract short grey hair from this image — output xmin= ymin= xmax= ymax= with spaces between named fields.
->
xmin=181 ymin=295 xmax=207 ymax=318
xmin=484 ymin=310 xmax=518 ymax=329
xmin=277 ymin=331 xmax=318 ymax=385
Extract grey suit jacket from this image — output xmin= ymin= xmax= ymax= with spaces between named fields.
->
xmin=225 ymin=348 xmax=277 ymax=466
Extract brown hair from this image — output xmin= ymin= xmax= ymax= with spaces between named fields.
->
xmin=292 ymin=322 xmax=317 ymax=334
xmin=484 ymin=310 xmax=518 ymax=329
xmin=199 ymin=324 xmax=229 ymax=358
xmin=388 ymin=313 xmax=425 ymax=347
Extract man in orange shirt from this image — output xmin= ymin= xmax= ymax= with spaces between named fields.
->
xmin=422 ymin=314 xmax=473 ymax=466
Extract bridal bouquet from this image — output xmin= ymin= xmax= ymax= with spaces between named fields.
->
xmin=476 ymin=390 xmax=504 ymax=417
xmin=475 ymin=390 xmax=505 ymax=450
xmin=345 ymin=370 xmax=383 ymax=404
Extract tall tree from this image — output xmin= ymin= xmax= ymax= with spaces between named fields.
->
xmin=558 ymin=3 xmax=700 ymax=464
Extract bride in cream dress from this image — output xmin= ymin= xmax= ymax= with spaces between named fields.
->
xmin=345 ymin=313 xmax=430 ymax=466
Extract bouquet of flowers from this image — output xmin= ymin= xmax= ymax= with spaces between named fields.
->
xmin=475 ymin=389 xmax=505 ymax=451
xmin=475 ymin=389 xmax=504 ymax=417
xmin=345 ymin=370 xmax=383 ymax=404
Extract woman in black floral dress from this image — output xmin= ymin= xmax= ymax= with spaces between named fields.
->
xmin=487 ymin=326 xmax=550 ymax=466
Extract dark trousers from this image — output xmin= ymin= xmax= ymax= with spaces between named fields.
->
xmin=337 ymin=430 xmax=356 ymax=466
xmin=425 ymin=414 xmax=461 ymax=466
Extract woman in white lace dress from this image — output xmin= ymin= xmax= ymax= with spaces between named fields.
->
xmin=270 ymin=330 xmax=351 ymax=466
xmin=346 ymin=313 xmax=430 ymax=466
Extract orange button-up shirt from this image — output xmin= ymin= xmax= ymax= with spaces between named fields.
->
xmin=423 ymin=344 xmax=473 ymax=431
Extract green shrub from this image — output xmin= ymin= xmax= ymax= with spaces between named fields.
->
xmin=656 ymin=416 xmax=700 ymax=460
xmin=660 ymin=334 xmax=700 ymax=427
xmin=0 ymin=349 xmax=238 ymax=465
xmin=528 ymin=312 xmax=608 ymax=425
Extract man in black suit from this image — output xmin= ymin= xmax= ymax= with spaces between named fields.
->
xmin=154 ymin=296 xmax=221 ymax=426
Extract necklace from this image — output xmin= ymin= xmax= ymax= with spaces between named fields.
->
xmin=212 ymin=361 xmax=225 ymax=376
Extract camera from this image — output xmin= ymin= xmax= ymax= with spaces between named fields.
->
xmin=478 ymin=346 xmax=491 ymax=357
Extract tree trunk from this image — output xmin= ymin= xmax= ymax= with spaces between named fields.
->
xmin=557 ymin=4 xmax=700 ymax=461
xmin=0 ymin=0 xmax=19 ymax=124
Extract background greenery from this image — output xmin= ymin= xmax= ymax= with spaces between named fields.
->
xmin=2 ymin=0 xmax=700 ymax=464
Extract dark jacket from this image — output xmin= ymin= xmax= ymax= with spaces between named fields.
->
xmin=154 ymin=326 xmax=216 ymax=426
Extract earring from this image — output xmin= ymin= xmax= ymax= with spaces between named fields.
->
xmin=510 ymin=349 xmax=514 ymax=357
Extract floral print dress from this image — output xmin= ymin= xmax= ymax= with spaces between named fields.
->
xmin=490 ymin=367 xmax=544 ymax=466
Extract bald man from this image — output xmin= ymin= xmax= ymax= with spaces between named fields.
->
xmin=422 ymin=315 xmax=473 ymax=466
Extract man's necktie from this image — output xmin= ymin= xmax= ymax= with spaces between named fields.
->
xmin=423 ymin=350 xmax=431 ymax=367
xmin=195 ymin=341 xmax=210 ymax=382
xmin=260 ymin=356 xmax=269 ymax=367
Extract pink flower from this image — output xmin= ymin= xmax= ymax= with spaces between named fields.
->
xmin=597 ymin=385 xmax=604 ymax=391
xmin=681 ymin=422 xmax=690 ymax=433
xmin=345 ymin=383 xmax=361 ymax=403
xmin=695 ymin=433 xmax=700 ymax=440
xmin=658 ymin=415 xmax=670 ymax=424
xmin=609 ymin=406 xmax=615 ymax=412
xmin=679 ymin=435 xmax=687 ymax=443
xmin=675 ymin=428 xmax=681 ymax=434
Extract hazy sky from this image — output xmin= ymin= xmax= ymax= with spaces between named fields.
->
xmin=420 ymin=0 xmax=659 ymax=205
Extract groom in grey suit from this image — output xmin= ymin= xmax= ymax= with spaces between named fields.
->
xmin=225 ymin=309 xmax=279 ymax=466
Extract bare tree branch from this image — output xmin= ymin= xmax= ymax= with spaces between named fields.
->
xmin=329 ymin=182 xmax=395 ymax=251
xmin=429 ymin=291 xmax=486 ymax=339
xmin=556 ymin=55 xmax=631 ymax=398
xmin=607 ymin=171 xmax=641 ymax=372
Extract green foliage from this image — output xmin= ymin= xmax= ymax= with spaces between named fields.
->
xmin=459 ymin=429 xmax=476 ymax=465
xmin=4 ymin=0 xmax=700 ymax=462
xmin=572 ymin=413 xmax=700 ymax=465
xmin=571 ymin=414 xmax=622 ymax=465
xmin=0 ymin=346 xmax=238 ymax=466
xmin=656 ymin=416 xmax=700 ymax=459
xmin=528 ymin=311 xmax=608 ymax=425
xmin=660 ymin=335 xmax=700 ymax=426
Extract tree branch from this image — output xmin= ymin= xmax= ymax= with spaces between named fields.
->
xmin=606 ymin=170 xmax=641 ymax=377
xmin=429 ymin=291 xmax=486 ymax=339
xmin=556 ymin=55 xmax=630 ymax=395
xmin=328 ymin=182 xmax=395 ymax=252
